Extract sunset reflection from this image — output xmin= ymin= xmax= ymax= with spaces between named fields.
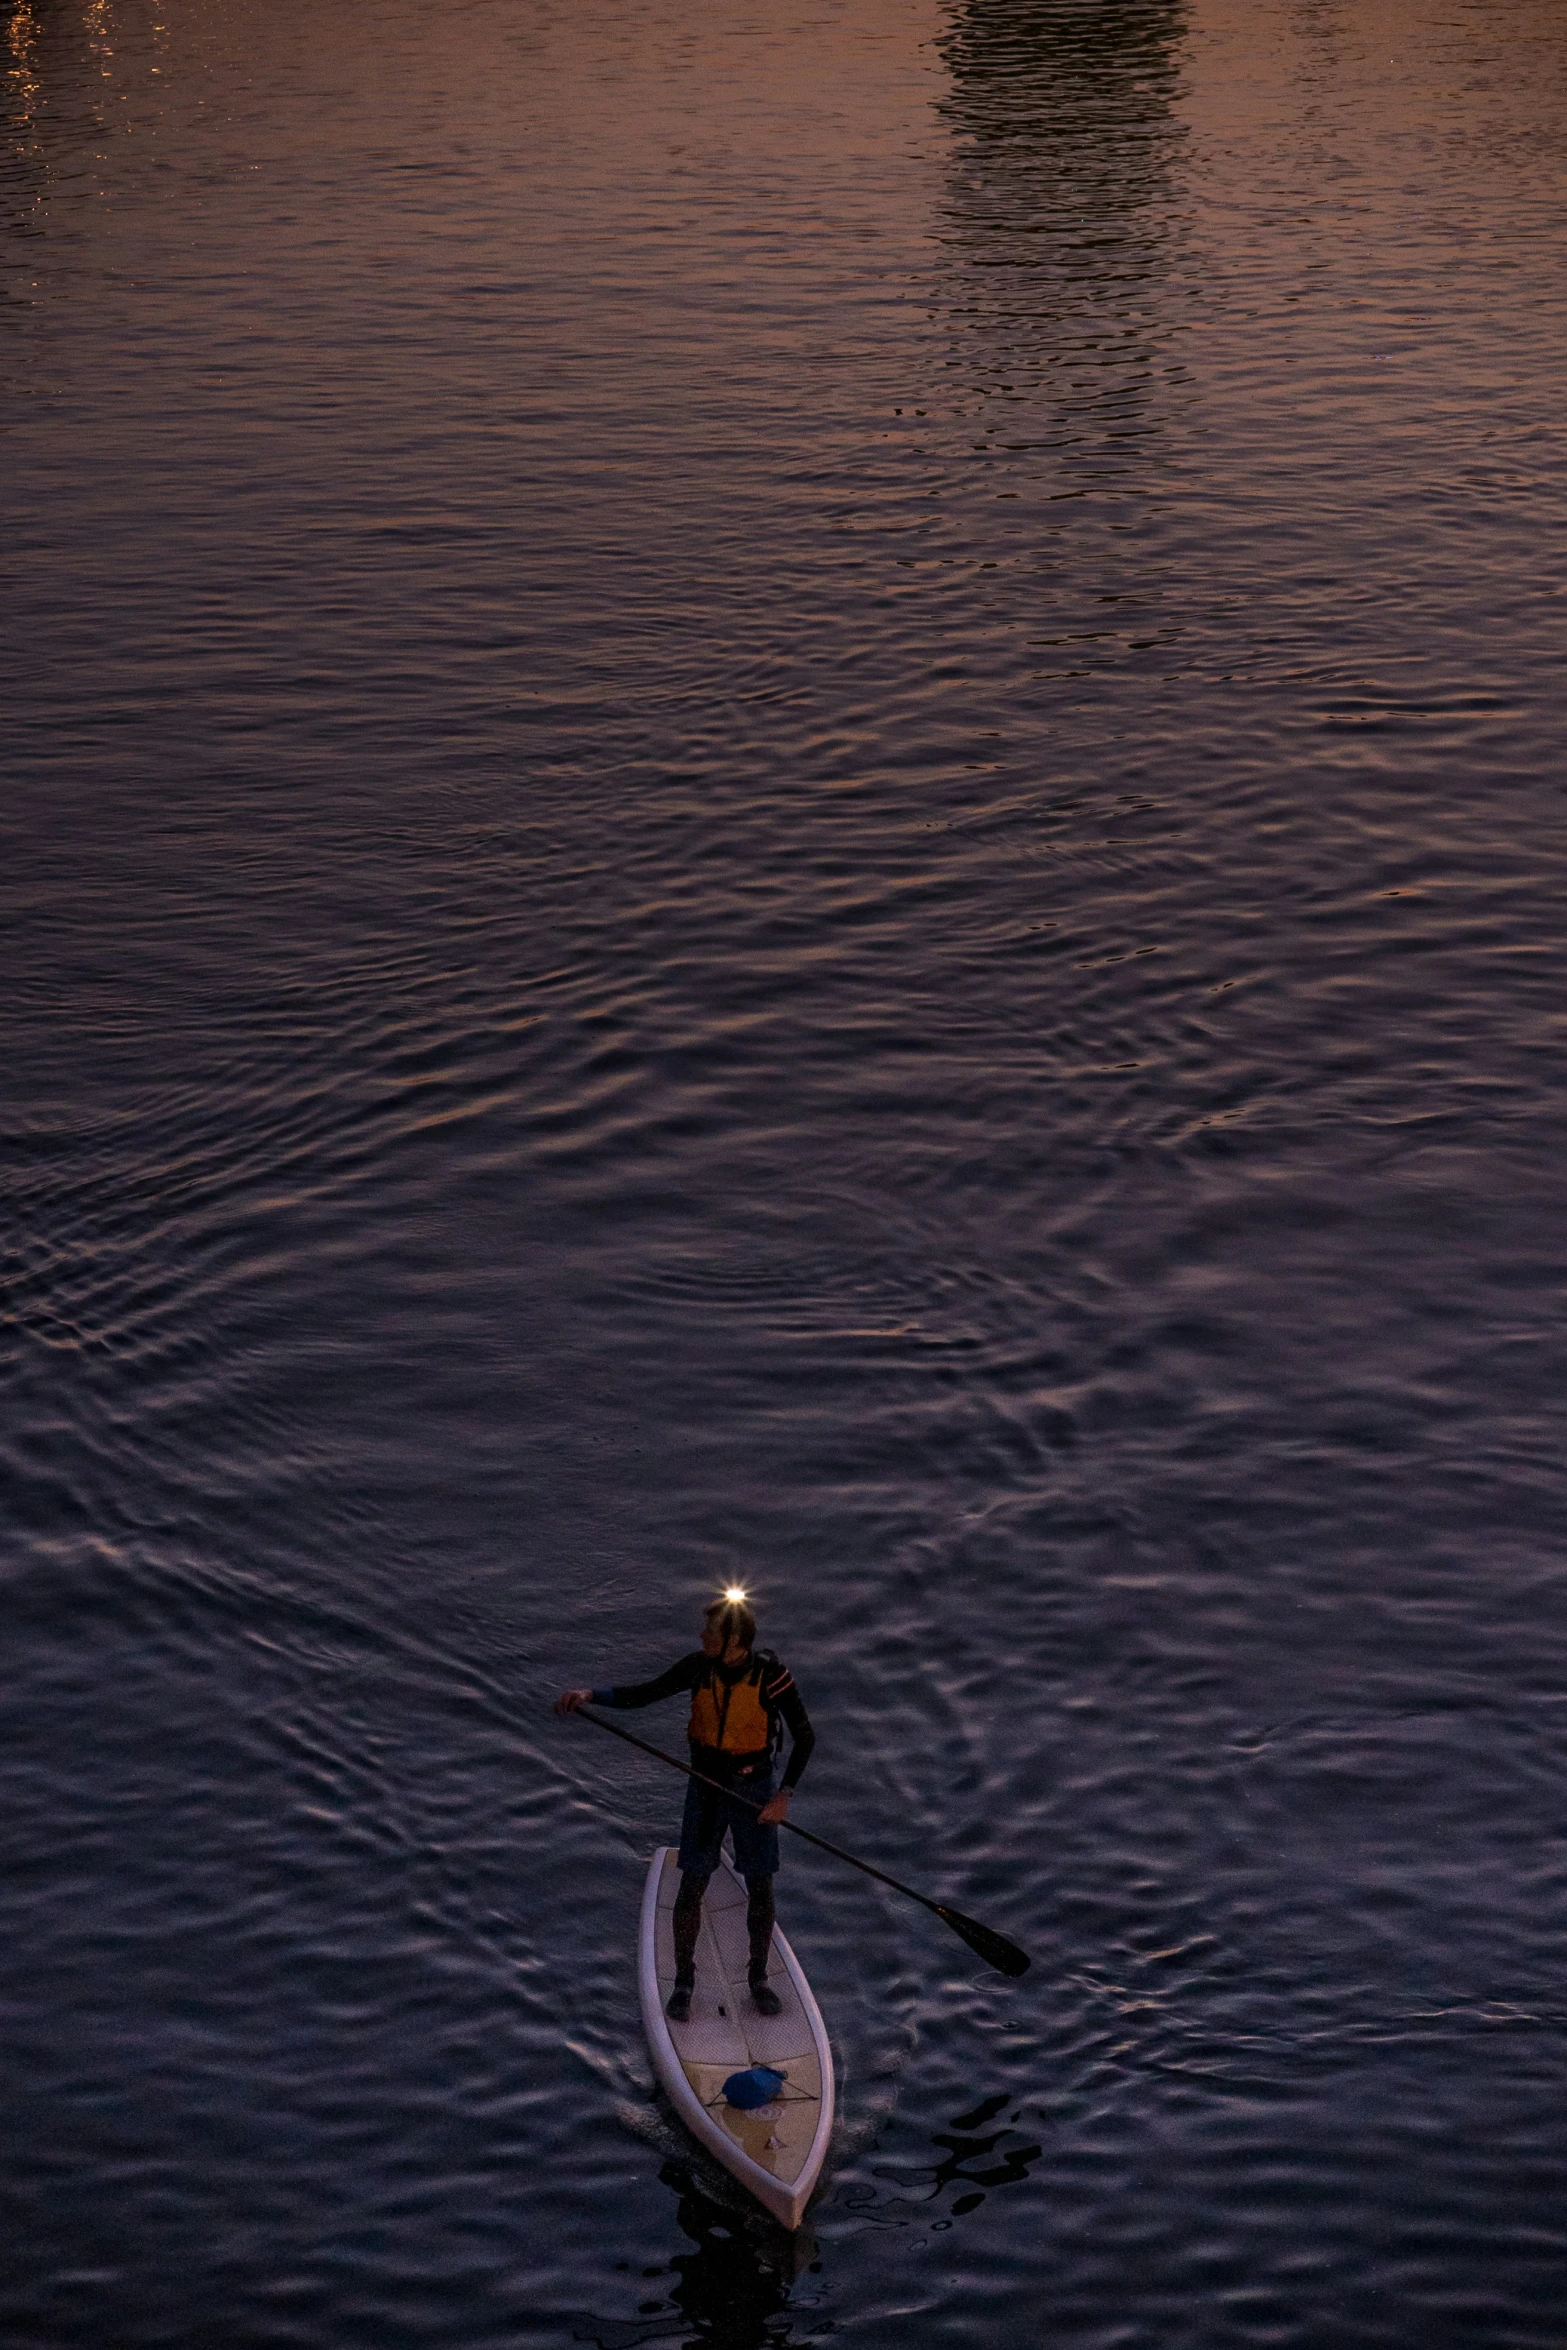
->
xmin=5 ymin=0 xmax=40 ymax=112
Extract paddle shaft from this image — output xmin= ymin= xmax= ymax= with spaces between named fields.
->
xmin=576 ymin=1703 xmax=964 ymax=1925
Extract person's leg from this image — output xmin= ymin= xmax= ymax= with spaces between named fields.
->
xmin=744 ymin=1873 xmax=775 ymax=1979
xmin=727 ymin=1767 xmax=784 ymax=2012
xmin=743 ymin=1872 xmax=781 ymax=2012
xmin=673 ymin=1871 xmax=706 ymax=1981
xmin=670 ymin=1776 xmax=725 ymax=2021
xmin=665 ymin=1870 xmax=709 ymax=2021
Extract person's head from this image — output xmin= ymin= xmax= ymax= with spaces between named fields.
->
xmin=701 ymin=1590 xmax=756 ymax=1661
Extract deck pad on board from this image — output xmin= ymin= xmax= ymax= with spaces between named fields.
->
xmin=652 ymin=1850 xmax=824 ymax=2188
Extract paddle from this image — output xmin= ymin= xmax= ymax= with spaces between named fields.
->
xmin=570 ymin=1703 xmax=1030 ymax=1979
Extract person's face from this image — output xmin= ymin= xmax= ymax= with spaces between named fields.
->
xmin=700 ymin=1611 xmax=726 ymax=1658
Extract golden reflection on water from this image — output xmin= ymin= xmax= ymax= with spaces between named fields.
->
xmin=83 ymin=0 xmax=117 ymax=126
xmin=6 ymin=1 xmax=41 ymax=112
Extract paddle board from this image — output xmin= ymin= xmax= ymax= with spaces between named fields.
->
xmin=639 ymin=1845 xmax=834 ymax=2230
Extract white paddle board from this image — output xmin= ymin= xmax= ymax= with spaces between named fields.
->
xmin=639 ymin=1845 xmax=834 ymax=2230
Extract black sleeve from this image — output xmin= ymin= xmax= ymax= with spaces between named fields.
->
xmin=761 ymin=1657 xmax=815 ymax=1790
xmin=597 ymin=1652 xmax=705 ymax=1709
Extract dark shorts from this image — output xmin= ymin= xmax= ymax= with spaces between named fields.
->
xmin=677 ymin=1755 xmax=779 ymax=1881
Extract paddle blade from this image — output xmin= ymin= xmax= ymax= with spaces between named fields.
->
xmin=934 ymin=1904 xmax=1030 ymax=1978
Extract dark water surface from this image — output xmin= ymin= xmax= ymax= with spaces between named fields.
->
xmin=7 ymin=0 xmax=1567 ymax=2341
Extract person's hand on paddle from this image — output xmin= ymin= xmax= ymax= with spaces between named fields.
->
xmin=554 ymin=1688 xmax=594 ymax=1715
xmin=757 ymin=1788 xmax=791 ymax=1826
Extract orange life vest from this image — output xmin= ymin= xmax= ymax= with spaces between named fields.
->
xmin=688 ymin=1654 xmax=773 ymax=1755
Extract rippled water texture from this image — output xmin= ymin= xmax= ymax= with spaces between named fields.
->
xmin=6 ymin=0 xmax=1567 ymax=2342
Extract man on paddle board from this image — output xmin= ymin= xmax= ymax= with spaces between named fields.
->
xmin=556 ymin=1592 xmax=815 ymax=2020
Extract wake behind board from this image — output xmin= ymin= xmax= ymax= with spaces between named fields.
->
xmin=639 ymin=1846 xmax=834 ymax=2230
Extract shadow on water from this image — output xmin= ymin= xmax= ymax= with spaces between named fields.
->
xmin=570 ymin=2162 xmax=822 ymax=2350
xmin=930 ymin=0 xmax=1202 ymax=686
xmin=935 ymin=0 xmax=1189 ymax=397
xmin=929 ymin=0 xmax=1193 ymax=667
xmin=937 ymin=0 xmax=1189 ymax=251
xmin=837 ymin=2090 xmax=1043 ymax=2228
xmin=570 ymin=2095 xmax=1042 ymax=2349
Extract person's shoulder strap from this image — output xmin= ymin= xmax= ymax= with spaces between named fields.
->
xmin=756 ymin=1650 xmax=795 ymax=1702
